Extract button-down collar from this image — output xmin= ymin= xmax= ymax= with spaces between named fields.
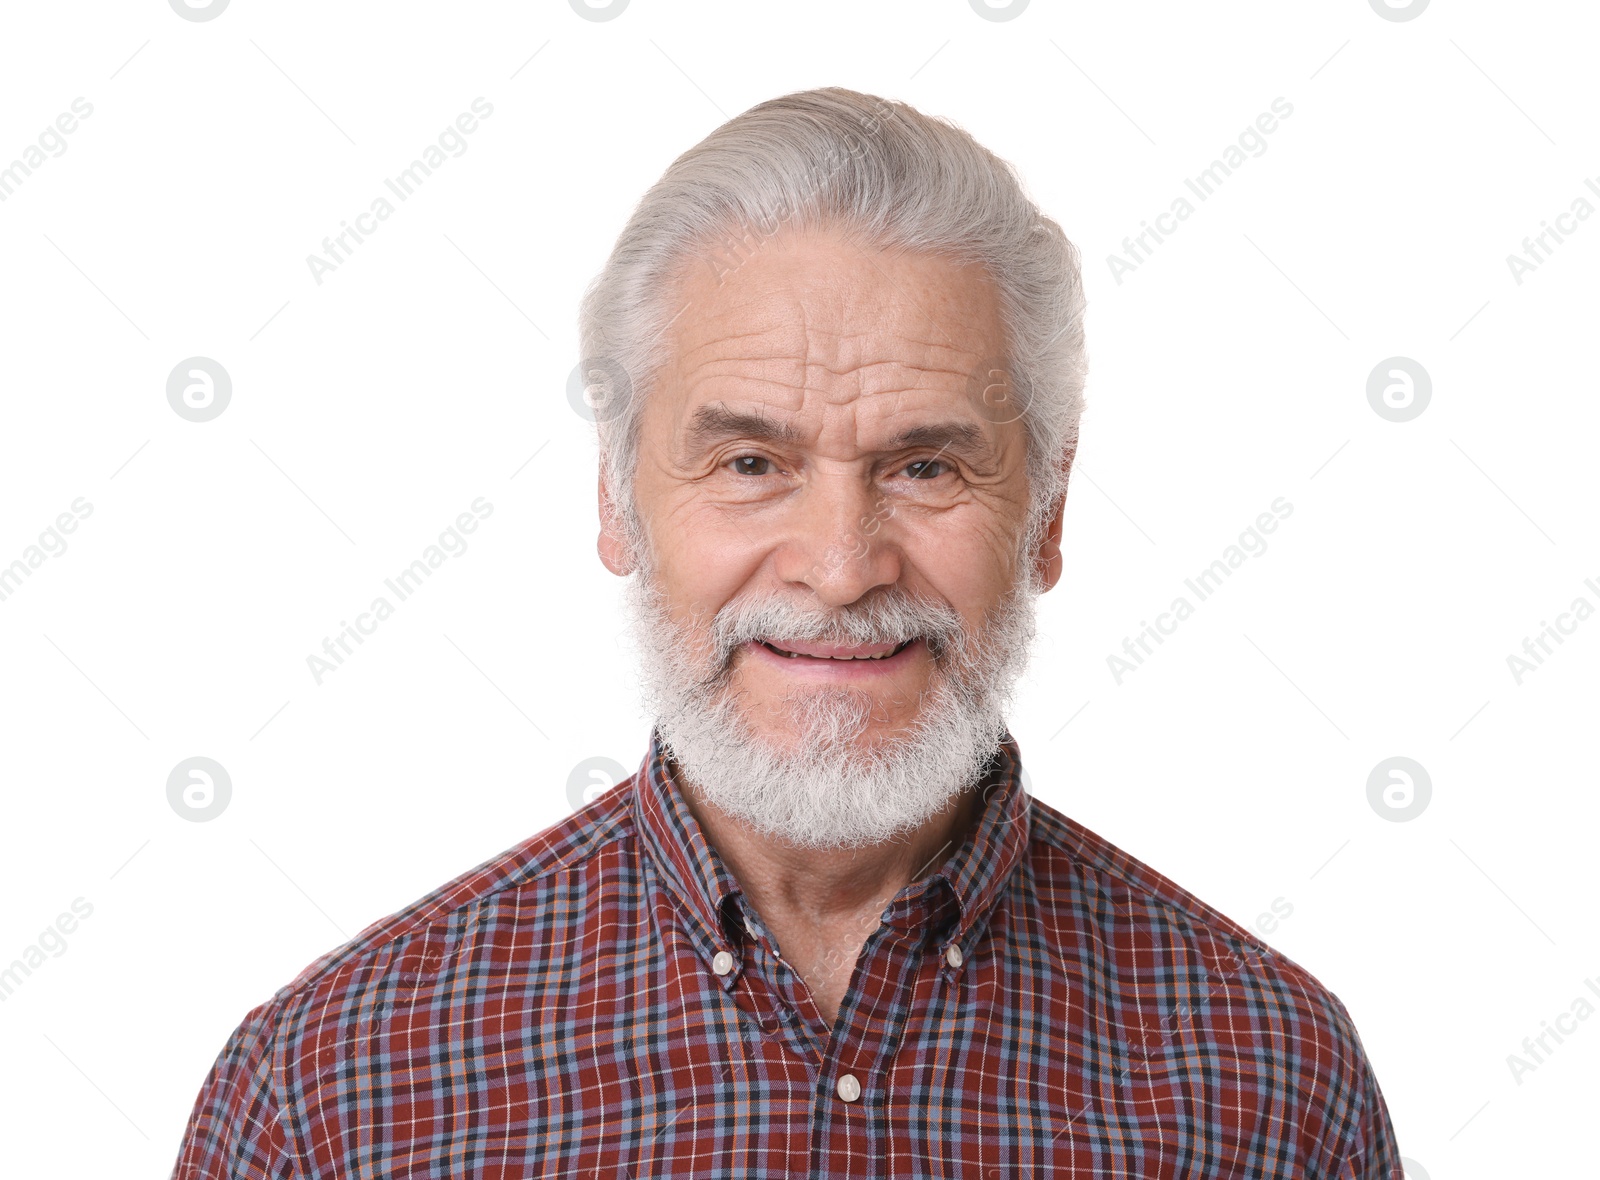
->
xmin=630 ymin=726 xmax=1033 ymax=970
xmin=630 ymin=732 xmax=750 ymax=969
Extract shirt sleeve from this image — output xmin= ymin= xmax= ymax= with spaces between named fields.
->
xmin=170 ymin=1001 xmax=297 ymax=1180
xmin=1331 ymin=1048 xmax=1405 ymax=1180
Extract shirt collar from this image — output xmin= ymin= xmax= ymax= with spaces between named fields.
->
xmin=631 ymin=731 xmax=749 ymax=954
xmin=631 ymin=727 xmax=1032 ymax=957
xmin=879 ymin=732 xmax=1033 ymax=955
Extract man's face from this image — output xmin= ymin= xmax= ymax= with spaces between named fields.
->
xmin=613 ymin=227 xmax=1040 ymax=740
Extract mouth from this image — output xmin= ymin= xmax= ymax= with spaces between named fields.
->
xmin=756 ymin=637 xmax=917 ymax=661
xmin=739 ymin=635 xmax=925 ymax=679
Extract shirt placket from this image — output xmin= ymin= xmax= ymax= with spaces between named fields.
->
xmin=704 ymin=884 xmax=949 ymax=1174
xmin=726 ymin=909 xmax=828 ymax=1064
xmin=809 ymin=917 xmax=931 ymax=1176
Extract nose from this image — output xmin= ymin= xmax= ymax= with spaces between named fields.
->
xmin=773 ymin=473 xmax=903 ymax=608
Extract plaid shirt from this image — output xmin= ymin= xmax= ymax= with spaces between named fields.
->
xmin=173 ymin=730 xmax=1401 ymax=1178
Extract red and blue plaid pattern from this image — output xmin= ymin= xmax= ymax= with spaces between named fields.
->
xmin=172 ymin=731 xmax=1401 ymax=1177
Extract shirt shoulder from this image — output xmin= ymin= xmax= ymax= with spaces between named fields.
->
xmin=1022 ymin=796 xmax=1400 ymax=1176
xmin=171 ymin=788 xmax=641 ymax=1179
xmin=1024 ymin=795 xmax=1282 ymax=964
xmin=1023 ymin=793 xmax=1348 ymax=1020
xmin=273 ymin=783 xmax=638 ymax=1012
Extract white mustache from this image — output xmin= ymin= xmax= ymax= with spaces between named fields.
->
xmin=710 ymin=590 xmax=966 ymax=662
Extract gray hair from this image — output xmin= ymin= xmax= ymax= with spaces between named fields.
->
xmin=577 ymin=86 xmax=1087 ymax=567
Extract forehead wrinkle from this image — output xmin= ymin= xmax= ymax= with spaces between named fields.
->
xmin=682 ymin=345 xmax=981 ymax=409
xmin=677 ymin=274 xmax=984 ymax=378
xmin=666 ymin=254 xmax=1002 ymax=441
xmin=674 ymin=349 xmax=993 ymax=463
xmin=852 ymin=247 xmax=992 ymax=359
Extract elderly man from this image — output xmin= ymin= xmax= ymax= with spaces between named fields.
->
xmin=174 ymin=88 xmax=1401 ymax=1177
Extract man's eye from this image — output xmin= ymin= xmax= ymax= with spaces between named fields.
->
xmin=730 ymin=455 xmax=771 ymax=476
xmin=904 ymin=459 xmax=947 ymax=480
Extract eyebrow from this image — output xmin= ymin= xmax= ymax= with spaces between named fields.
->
xmin=681 ymin=404 xmax=996 ymax=464
xmin=682 ymin=405 xmax=805 ymax=454
xmin=880 ymin=421 xmax=993 ymax=463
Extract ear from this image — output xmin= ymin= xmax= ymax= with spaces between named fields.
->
xmin=1033 ymin=495 xmax=1067 ymax=592
xmin=597 ymin=474 xmax=635 ymax=577
xmin=1032 ymin=453 xmax=1073 ymax=593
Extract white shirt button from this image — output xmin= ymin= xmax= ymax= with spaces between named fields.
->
xmin=944 ymin=945 xmax=964 ymax=968
xmin=744 ymin=916 xmax=758 ymax=938
xmin=836 ymin=1073 xmax=862 ymax=1102
xmin=711 ymin=950 xmax=735 ymax=976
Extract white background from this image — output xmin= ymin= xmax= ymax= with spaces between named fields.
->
xmin=1 ymin=1 xmax=1594 ymax=1175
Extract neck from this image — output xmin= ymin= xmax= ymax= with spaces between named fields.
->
xmin=671 ymin=758 xmax=983 ymax=931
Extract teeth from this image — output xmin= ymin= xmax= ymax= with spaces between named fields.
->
xmin=765 ymin=640 xmax=910 ymax=660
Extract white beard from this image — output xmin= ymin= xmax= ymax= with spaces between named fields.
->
xmin=621 ymin=565 xmax=1040 ymax=850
